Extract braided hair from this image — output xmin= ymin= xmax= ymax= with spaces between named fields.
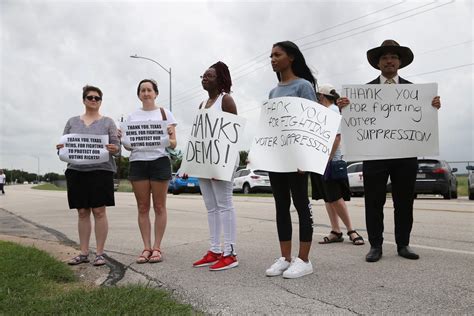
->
xmin=210 ymin=61 xmax=232 ymax=93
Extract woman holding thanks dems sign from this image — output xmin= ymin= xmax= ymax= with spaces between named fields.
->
xmin=191 ymin=61 xmax=240 ymax=271
xmin=56 ymin=85 xmax=120 ymax=266
xmin=264 ymin=41 xmax=317 ymax=279
xmin=122 ymin=79 xmax=177 ymax=264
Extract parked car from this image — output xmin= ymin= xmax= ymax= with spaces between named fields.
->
xmin=113 ymin=179 xmax=120 ymax=191
xmin=347 ymin=162 xmax=364 ymax=197
xmin=466 ymin=165 xmax=474 ymax=200
xmin=232 ymin=169 xmax=272 ymax=194
xmin=168 ymin=171 xmax=200 ymax=195
xmin=347 ymin=161 xmax=391 ymax=197
xmin=415 ymin=159 xmax=457 ymax=199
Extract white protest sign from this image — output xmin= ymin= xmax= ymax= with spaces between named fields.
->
xmin=247 ymin=97 xmax=341 ymax=174
xmin=121 ymin=120 xmax=170 ymax=150
xmin=340 ymin=83 xmax=439 ymax=160
xmin=59 ymin=134 xmax=109 ymax=165
xmin=180 ymin=109 xmax=247 ymax=181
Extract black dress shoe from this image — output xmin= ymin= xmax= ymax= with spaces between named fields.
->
xmin=397 ymin=246 xmax=419 ymax=260
xmin=366 ymin=247 xmax=382 ymax=262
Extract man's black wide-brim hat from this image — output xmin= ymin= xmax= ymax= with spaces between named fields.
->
xmin=367 ymin=39 xmax=414 ymax=69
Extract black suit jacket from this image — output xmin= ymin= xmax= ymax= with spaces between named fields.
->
xmin=366 ymin=76 xmax=412 ymax=84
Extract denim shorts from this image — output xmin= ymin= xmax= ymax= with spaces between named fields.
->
xmin=129 ymin=156 xmax=172 ymax=181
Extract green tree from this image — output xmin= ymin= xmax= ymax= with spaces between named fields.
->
xmin=239 ymin=150 xmax=249 ymax=168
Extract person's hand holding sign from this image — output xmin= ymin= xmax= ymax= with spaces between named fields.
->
xmin=105 ymin=144 xmax=120 ymax=154
xmin=336 ymin=97 xmax=350 ymax=110
xmin=167 ymin=125 xmax=177 ymax=149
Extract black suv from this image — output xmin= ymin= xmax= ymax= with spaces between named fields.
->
xmin=415 ymin=159 xmax=457 ymax=199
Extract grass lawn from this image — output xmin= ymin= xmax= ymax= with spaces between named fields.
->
xmin=456 ymin=175 xmax=468 ymax=197
xmin=0 ymin=241 xmax=197 ymax=315
xmin=32 ymin=183 xmax=66 ymax=191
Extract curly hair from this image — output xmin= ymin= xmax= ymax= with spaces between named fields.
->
xmin=210 ymin=61 xmax=232 ymax=93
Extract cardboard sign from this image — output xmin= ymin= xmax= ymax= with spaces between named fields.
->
xmin=59 ymin=134 xmax=109 ymax=164
xmin=248 ymin=97 xmax=341 ymax=174
xmin=180 ymin=109 xmax=246 ymax=181
xmin=340 ymin=83 xmax=439 ymax=160
xmin=121 ymin=120 xmax=169 ymax=150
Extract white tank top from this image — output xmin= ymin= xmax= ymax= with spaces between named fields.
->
xmin=201 ymin=93 xmax=226 ymax=112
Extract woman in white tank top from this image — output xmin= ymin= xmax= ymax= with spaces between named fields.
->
xmin=191 ymin=61 xmax=239 ymax=271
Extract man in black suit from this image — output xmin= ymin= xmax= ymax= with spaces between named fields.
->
xmin=363 ymin=40 xmax=441 ymax=262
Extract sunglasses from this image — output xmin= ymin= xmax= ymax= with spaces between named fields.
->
xmin=86 ymin=95 xmax=102 ymax=101
xmin=200 ymin=74 xmax=217 ymax=79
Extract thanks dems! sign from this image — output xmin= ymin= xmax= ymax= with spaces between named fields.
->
xmin=179 ymin=109 xmax=246 ymax=181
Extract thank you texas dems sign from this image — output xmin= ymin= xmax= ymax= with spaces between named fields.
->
xmin=341 ymin=83 xmax=439 ymax=160
xmin=248 ymin=97 xmax=341 ymax=175
xmin=58 ymin=134 xmax=109 ymax=164
xmin=180 ymin=109 xmax=246 ymax=181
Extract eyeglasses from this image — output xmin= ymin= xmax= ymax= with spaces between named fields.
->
xmin=86 ymin=96 xmax=102 ymax=101
xmin=200 ymin=74 xmax=217 ymax=79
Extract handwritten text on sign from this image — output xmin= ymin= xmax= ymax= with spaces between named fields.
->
xmin=248 ymin=97 xmax=341 ymax=174
xmin=58 ymin=134 xmax=109 ymax=164
xmin=340 ymin=83 xmax=438 ymax=160
xmin=121 ymin=120 xmax=169 ymax=150
xmin=179 ymin=109 xmax=246 ymax=181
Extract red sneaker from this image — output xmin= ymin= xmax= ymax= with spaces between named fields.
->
xmin=193 ymin=251 xmax=222 ymax=267
xmin=209 ymin=255 xmax=239 ymax=271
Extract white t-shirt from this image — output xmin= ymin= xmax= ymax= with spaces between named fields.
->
xmin=0 ymin=174 xmax=5 ymax=184
xmin=126 ymin=107 xmax=177 ymax=161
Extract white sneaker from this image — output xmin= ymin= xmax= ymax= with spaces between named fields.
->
xmin=265 ymin=257 xmax=291 ymax=277
xmin=282 ymin=257 xmax=313 ymax=279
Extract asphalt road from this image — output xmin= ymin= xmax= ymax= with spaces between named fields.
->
xmin=1 ymin=185 xmax=473 ymax=314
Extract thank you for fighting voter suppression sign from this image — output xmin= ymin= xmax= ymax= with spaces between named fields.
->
xmin=248 ymin=97 xmax=341 ymax=175
xmin=340 ymin=83 xmax=439 ymax=160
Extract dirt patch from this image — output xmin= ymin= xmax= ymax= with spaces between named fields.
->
xmin=0 ymin=234 xmax=109 ymax=286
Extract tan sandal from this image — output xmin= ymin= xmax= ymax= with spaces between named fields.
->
xmin=136 ymin=249 xmax=152 ymax=264
xmin=149 ymin=248 xmax=163 ymax=263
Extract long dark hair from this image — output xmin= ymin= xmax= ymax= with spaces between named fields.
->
xmin=210 ymin=61 xmax=232 ymax=93
xmin=273 ymin=41 xmax=316 ymax=92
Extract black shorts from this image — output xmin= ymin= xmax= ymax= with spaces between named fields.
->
xmin=129 ymin=156 xmax=172 ymax=181
xmin=310 ymin=172 xmax=351 ymax=203
xmin=65 ymin=169 xmax=115 ymax=210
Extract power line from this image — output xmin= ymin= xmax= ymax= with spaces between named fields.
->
xmin=163 ymin=1 xmax=410 ymax=104
xmin=167 ymin=1 xmax=453 ymax=108
xmin=407 ymin=63 xmax=473 ymax=77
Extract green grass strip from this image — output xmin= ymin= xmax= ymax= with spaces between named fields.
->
xmin=0 ymin=241 xmax=197 ymax=315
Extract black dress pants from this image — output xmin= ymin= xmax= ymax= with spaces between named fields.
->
xmin=363 ymin=157 xmax=418 ymax=247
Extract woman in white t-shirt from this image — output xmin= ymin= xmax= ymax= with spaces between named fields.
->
xmin=124 ymin=79 xmax=177 ymax=264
